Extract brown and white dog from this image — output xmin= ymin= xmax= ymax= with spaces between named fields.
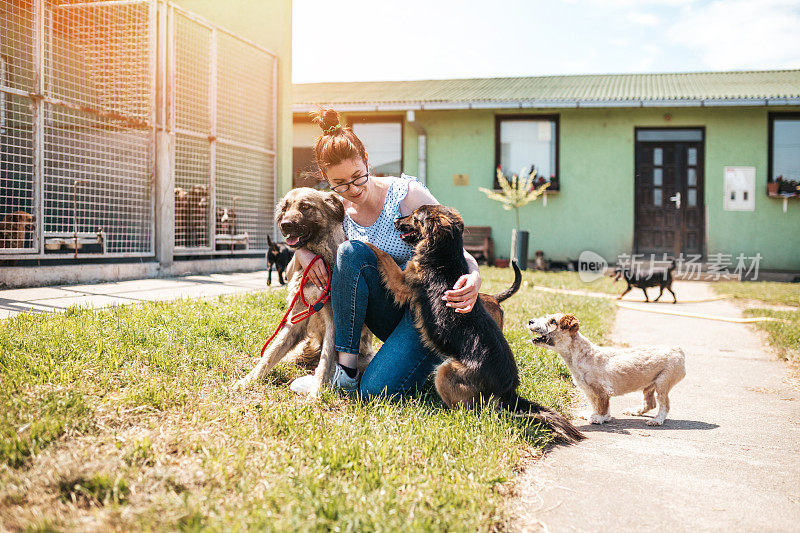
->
xmin=234 ymin=188 xmax=373 ymax=397
xmin=528 ymin=313 xmax=686 ymax=426
xmin=1 ymin=210 xmax=34 ymax=249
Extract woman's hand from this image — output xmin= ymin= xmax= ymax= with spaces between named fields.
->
xmin=443 ymin=271 xmax=481 ymax=314
xmin=295 ymin=248 xmax=329 ymax=289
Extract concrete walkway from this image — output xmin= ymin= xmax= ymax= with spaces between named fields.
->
xmin=512 ymin=280 xmax=800 ymax=532
xmin=0 ymin=271 xmax=273 ymax=320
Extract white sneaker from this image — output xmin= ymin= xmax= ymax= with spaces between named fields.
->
xmin=330 ymin=363 xmax=359 ymax=393
xmin=289 ymin=363 xmax=359 ymax=395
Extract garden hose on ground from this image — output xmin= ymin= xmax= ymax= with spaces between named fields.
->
xmin=614 ymin=301 xmax=789 ymax=324
xmin=531 ymin=285 xmax=790 ymax=324
xmin=531 ymin=285 xmax=729 ymax=303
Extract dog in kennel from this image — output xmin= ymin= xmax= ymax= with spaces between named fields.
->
xmin=175 ymin=184 xmax=210 ymax=248
xmin=1 ymin=210 xmax=34 ymax=249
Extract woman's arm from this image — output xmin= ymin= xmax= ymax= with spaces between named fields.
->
xmin=401 ymin=181 xmax=482 ymax=314
xmin=444 ymin=251 xmax=481 ymax=313
xmin=398 ymin=180 xmax=438 ymax=215
xmin=294 ymin=247 xmax=328 ymax=289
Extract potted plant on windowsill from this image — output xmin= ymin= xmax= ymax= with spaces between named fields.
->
xmin=777 ymin=176 xmax=800 ymax=195
xmin=480 ymin=166 xmax=549 ymax=270
xmin=768 ymin=178 xmax=779 ymax=196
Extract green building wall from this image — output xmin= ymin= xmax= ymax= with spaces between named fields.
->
xmin=352 ymin=106 xmax=799 ymax=271
xmin=175 ymin=0 xmax=293 ymax=198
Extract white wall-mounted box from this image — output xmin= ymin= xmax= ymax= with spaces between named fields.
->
xmin=724 ymin=166 xmax=756 ymax=211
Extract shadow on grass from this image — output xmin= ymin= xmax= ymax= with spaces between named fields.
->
xmin=351 ymin=385 xmax=561 ymax=448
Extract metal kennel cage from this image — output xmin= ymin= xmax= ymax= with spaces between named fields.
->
xmin=0 ymin=0 xmax=277 ymax=260
xmin=172 ymin=4 xmax=277 ymax=255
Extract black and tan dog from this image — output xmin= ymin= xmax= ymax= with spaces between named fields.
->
xmin=266 ymin=234 xmax=294 ymax=285
xmin=366 ymin=205 xmax=584 ymax=442
xmin=613 ymin=259 xmax=678 ymax=303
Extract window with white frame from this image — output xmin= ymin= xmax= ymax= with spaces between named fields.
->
xmin=351 ymin=118 xmax=403 ymax=177
xmin=770 ymin=113 xmax=800 ymax=186
xmin=292 ymin=120 xmax=321 ymax=188
xmin=495 ymin=115 xmax=559 ymax=189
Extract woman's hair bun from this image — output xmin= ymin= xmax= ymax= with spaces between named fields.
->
xmin=311 ymin=108 xmax=342 ymax=135
xmin=309 ymin=106 xmax=367 ymax=172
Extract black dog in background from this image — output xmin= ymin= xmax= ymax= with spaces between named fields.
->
xmin=366 ymin=205 xmax=584 ymax=443
xmin=266 ymin=234 xmax=294 ymax=285
xmin=613 ymin=259 xmax=678 ymax=303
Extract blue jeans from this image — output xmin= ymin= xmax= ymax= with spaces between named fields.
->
xmin=332 ymin=240 xmax=439 ymax=397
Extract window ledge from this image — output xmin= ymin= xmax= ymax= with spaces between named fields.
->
xmin=490 ymin=187 xmax=559 ymax=193
xmin=490 ymin=189 xmax=559 ymax=194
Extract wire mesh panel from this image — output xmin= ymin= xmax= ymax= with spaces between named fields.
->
xmin=43 ymin=103 xmax=151 ymax=254
xmin=174 ymin=135 xmax=210 ymax=248
xmin=171 ymin=6 xmax=277 ymax=255
xmin=173 ymin=9 xmax=211 ymax=250
xmin=2 ymin=0 xmax=276 ymax=262
xmin=48 ymin=1 xmax=152 ymax=125
xmin=214 ymin=29 xmax=276 ymax=252
xmin=215 ymin=145 xmax=273 ymax=250
xmin=1 ymin=0 xmax=154 ymax=257
xmin=216 ymin=31 xmax=274 ymax=152
xmin=0 ymin=93 xmax=36 ymax=250
xmin=1 ymin=1 xmax=36 ymax=251
xmin=0 ymin=1 xmax=35 ymax=93
xmin=42 ymin=0 xmax=154 ymax=255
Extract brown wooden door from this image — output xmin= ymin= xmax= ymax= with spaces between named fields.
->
xmin=634 ymin=129 xmax=704 ymax=258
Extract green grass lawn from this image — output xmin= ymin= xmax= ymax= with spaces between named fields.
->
xmin=743 ymin=308 xmax=800 ymax=366
xmin=0 ymin=267 xmax=615 ymax=531
xmin=710 ymin=280 xmax=800 ymax=308
xmin=521 ymin=269 xmax=620 ymax=295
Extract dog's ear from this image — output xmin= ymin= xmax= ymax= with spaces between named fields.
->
xmin=558 ymin=314 xmax=580 ymax=334
xmin=449 ymin=209 xmax=464 ymax=235
xmin=324 ymin=192 xmax=345 ymax=223
xmin=275 ymin=196 xmax=289 ymax=224
xmin=418 ymin=209 xmax=442 ymax=240
xmin=267 ymin=234 xmax=274 ymax=247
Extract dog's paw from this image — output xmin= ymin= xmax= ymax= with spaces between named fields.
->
xmin=622 ymin=407 xmax=643 ymax=416
xmin=231 ymin=378 xmax=250 ymax=391
xmin=302 ymin=391 xmax=321 ymax=404
xmin=589 ymin=413 xmax=607 ymax=424
xmin=646 ymin=418 xmax=665 ymax=426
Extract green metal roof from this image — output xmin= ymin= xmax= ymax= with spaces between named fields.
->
xmin=293 ymin=70 xmax=800 ymax=111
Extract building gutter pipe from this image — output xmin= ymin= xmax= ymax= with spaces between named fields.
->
xmin=406 ymin=110 xmax=427 ymax=186
xmin=293 ymin=97 xmax=800 ymax=113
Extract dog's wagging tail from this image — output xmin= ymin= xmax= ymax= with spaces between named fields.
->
xmin=497 ymin=393 xmax=586 ymax=442
xmin=369 ymin=205 xmax=584 ymax=442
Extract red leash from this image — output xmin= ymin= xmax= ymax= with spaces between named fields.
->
xmin=259 ymin=255 xmax=331 ymax=358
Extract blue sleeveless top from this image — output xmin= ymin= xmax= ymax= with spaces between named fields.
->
xmin=343 ymin=174 xmax=418 ymax=267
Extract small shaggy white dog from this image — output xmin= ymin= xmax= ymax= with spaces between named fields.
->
xmin=527 ymin=313 xmax=686 ymax=426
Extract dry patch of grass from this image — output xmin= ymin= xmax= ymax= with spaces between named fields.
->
xmin=0 ymin=267 xmax=615 ymax=531
xmin=520 ymin=269 xmax=621 ymax=296
xmin=744 ymin=308 xmax=800 ymax=367
xmin=712 ymin=280 xmax=800 ymax=308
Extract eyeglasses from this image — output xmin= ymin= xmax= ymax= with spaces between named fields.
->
xmin=330 ymin=173 xmax=369 ymax=194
